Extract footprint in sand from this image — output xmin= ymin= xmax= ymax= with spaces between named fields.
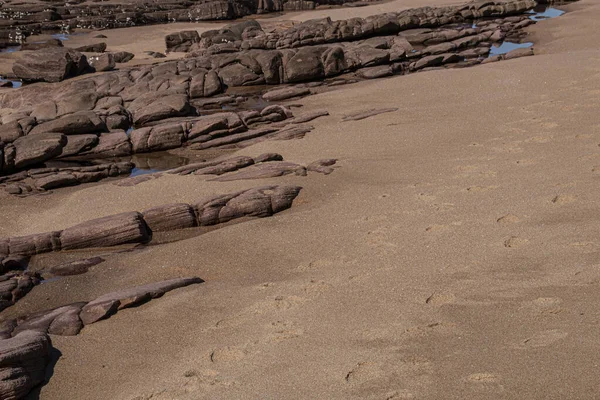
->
xmin=210 ymin=346 xmax=248 ymax=363
xmin=367 ymin=226 xmax=399 ymax=248
xmin=269 ymin=295 xmax=306 ymax=311
xmin=551 ymin=194 xmax=577 ymax=205
xmin=345 ymin=362 xmax=382 ymax=384
xmin=258 ymin=282 xmax=275 ymax=290
xmin=403 ymin=322 xmax=457 ymax=338
xmin=523 ymin=297 xmax=565 ymax=316
xmin=520 ymin=330 xmax=568 ymax=348
xmin=515 ymin=159 xmax=537 ymax=166
xmin=384 ymin=390 xmax=416 ymax=399
xmin=134 ymin=369 xmax=236 ymax=399
xmin=466 ymin=373 xmax=500 ymax=383
xmin=491 ymin=145 xmax=523 ymax=154
xmin=525 ymin=136 xmax=552 ymax=143
xmin=418 ymin=193 xmax=437 ymax=202
xmin=426 ymin=222 xmax=462 ymax=233
xmin=425 ymin=292 xmax=456 ymax=306
xmin=504 ymin=236 xmax=529 ymax=248
xmin=466 ymin=185 xmax=498 ymax=192
xmin=496 ymin=214 xmax=521 ymax=224
xmin=302 ymin=279 xmax=332 ymax=296
xmin=298 ymin=257 xmax=356 ymax=272
xmin=267 ymin=320 xmax=304 ymax=342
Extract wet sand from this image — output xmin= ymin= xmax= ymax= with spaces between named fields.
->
xmin=2 ymin=0 xmax=600 ymax=398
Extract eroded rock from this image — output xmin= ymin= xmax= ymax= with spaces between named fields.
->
xmin=0 ymin=330 xmax=52 ymax=400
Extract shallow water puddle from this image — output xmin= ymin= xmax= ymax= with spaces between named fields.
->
xmin=0 ymin=45 xmax=20 ymax=53
xmin=486 ymin=5 xmax=566 ymax=57
xmin=527 ymin=6 xmax=565 ymax=21
xmin=129 ymin=152 xmax=190 ymax=177
xmin=0 ymin=79 xmax=22 ymax=88
xmin=129 ymin=168 xmax=162 ymax=177
xmin=489 ymin=41 xmax=533 ymax=57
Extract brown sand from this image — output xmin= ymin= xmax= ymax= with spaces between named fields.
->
xmin=2 ymin=0 xmax=600 ymax=398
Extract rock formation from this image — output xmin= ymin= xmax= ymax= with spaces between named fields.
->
xmin=0 ymin=330 xmax=52 ymax=399
xmin=0 ymin=185 xmax=302 ymax=256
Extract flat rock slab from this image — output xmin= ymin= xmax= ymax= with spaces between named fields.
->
xmin=262 ymin=86 xmax=311 ymax=101
xmin=342 ymin=108 xmax=399 ymax=121
xmin=80 ymin=277 xmax=204 ymax=325
xmin=11 ymin=133 xmax=67 ymax=170
xmin=212 ymin=161 xmax=307 ymax=181
xmin=2 ymin=277 xmax=204 ymax=339
xmin=46 ymin=257 xmax=105 ymax=277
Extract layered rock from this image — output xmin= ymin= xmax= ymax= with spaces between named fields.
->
xmin=0 ymin=330 xmax=52 ymax=399
xmin=167 ymin=152 xmax=336 ymax=181
xmin=1 ymin=161 xmax=134 ymax=195
xmin=192 ymin=0 xmax=536 ymax=51
xmin=0 ymin=185 xmax=302 ymax=256
xmin=0 ymin=278 xmax=204 ymax=338
xmin=0 ymin=271 xmax=41 ymax=312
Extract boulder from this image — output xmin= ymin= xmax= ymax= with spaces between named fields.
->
xmin=10 ymin=133 xmax=67 ymax=170
xmin=88 ymin=53 xmax=115 ymax=72
xmin=12 ymin=48 xmax=90 ymax=83
xmin=165 ymin=30 xmax=201 ymax=52
xmin=218 ymin=63 xmax=263 ymax=87
xmin=28 ymin=111 xmax=106 ymax=135
xmin=75 ymin=42 xmax=107 ymax=53
xmin=130 ymin=123 xmax=186 ymax=153
xmin=284 ymin=47 xmax=326 ymax=82
xmin=112 ymin=51 xmax=135 ymax=63
xmin=59 ymin=134 xmax=99 ymax=157
xmin=82 ymin=131 xmax=131 ymax=157
xmin=131 ymin=94 xmax=195 ymax=126
xmin=0 ymin=121 xmax=24 ymax=143
xmin=189 ymin=70 xmax=223 ymax=98
xmin=187 ymin=112 xmax=245 ymax=141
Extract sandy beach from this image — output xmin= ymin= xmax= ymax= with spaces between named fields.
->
xmin=1 ymin=0 xmax=599 ymax=398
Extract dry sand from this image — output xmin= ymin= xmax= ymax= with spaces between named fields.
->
xmin=2 ymin=0 xmax=600 ymax=398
